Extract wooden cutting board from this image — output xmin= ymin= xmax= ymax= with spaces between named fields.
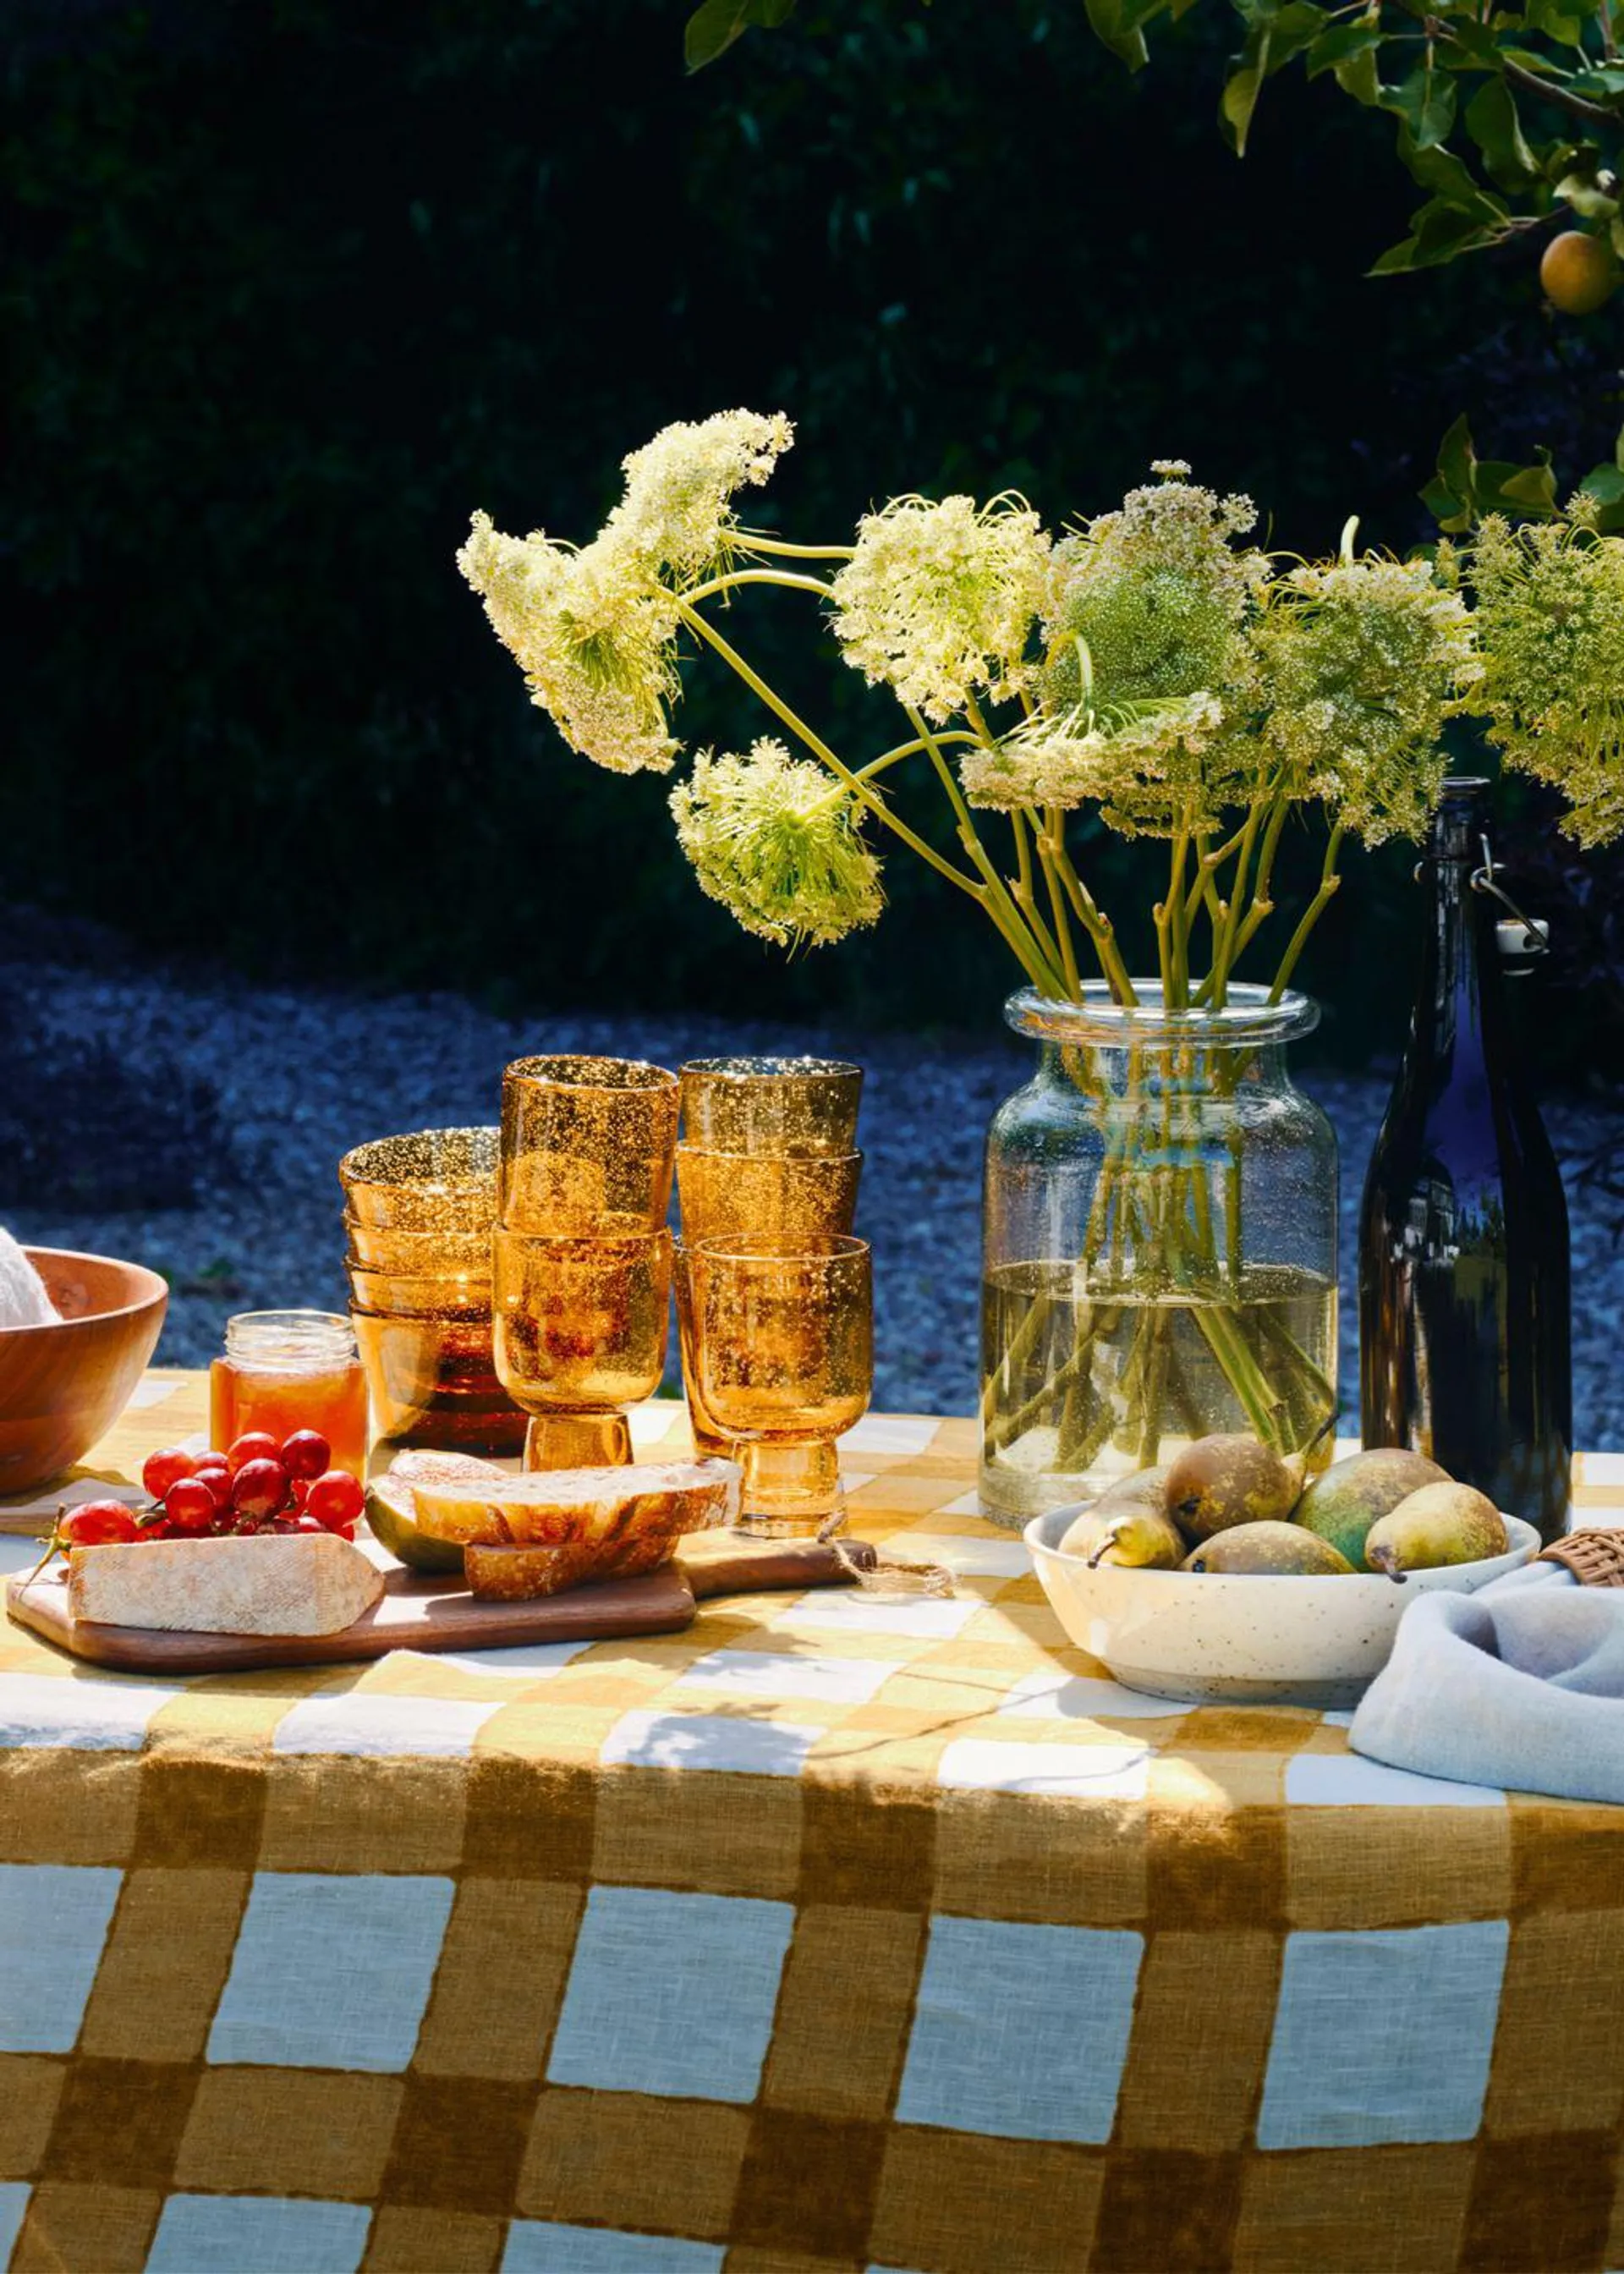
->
xmin=4 ymin=1532 xmax=871 ymax=1675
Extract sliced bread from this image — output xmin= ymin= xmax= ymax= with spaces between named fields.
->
xmin=409 ymin=1456 xmax=740 ymax=1549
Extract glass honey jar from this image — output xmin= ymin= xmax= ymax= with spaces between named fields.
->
xmin=209 ymin=1310 xmax=370 ymax=1478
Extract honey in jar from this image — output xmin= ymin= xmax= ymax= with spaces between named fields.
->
xmin=210 ymin=1310 xmax=370 ymax=1478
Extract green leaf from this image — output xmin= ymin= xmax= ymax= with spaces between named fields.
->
xmin=1385 ymin=61 xmax=1457 ymax=151
xmin=1556 ymin=170 xmax=1621 ymax=219
xmin=1616 ymin=423 xmax=1624 ymax=475
xmin=1465 ymin=81 xmax=1539 ymax=190
xmin=1084 ymin=0 xmax=1152 ymax=69
xmin=1436 ymin=411 xmax=1479 ymax=497
xmin=1498 ymin=459 xmax=1560 ymax=513
xmin=1335 ymin=45 xmax=1384 ymax=103
xmin=1220 ymin=19 xmax=1272 ymax=153
xmin=1421 ymin=474 xmax=1474 ymax=530
xmin=1262 ymin=2 xmax=1330 ymax=66
xmin=1307 ymin=17 xmax=1381 ymax=75
xmin=1396 ymin=124 xmax=1506 ymax=219
xmin=1523 ymin=0 xmax=1594 ymax=49
xmin=1579 ymin=464 xmax=1624 ymax=506
xmin=684 ymin=0 xmax=796 ymax=72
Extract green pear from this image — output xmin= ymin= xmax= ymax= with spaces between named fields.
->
xmin=1164 ymin=1434 xmax=1298 ymax=1542
xmin=1091 ymin=1507 xmax=1187 ymax=1570
xmin=1364 ymin=1483 xmax=1508 ymax=1578
xmin=1182 ymin=1522 xmax=1356 ymax=1576
xmin=1057 ymin=1508 xmax=1115 ymax=1563
xmin=1293 ymin=1447 xmax=1450 ymax=1568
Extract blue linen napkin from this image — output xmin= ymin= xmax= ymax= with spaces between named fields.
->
xmin=1350 ymin=1557 xmax=1624 ymax=1805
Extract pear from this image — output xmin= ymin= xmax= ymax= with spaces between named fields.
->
xmin=1090 ymin=1506 xmax=1187 ymax=1570
xmin=1057 ymin=1508 xmax=1116 ymax=1562
xmin=1182 ymin=1522 xmax=1355 ymax=1576
xmin=1364 ymin=1483 xmax=1507 ymax=1579
xmin=1057 ymin=1467 xmax=1169 ymax=1563
xmin=1164 ymin=1433 xmax=1298 ymax=1542
xmin=1293 ymin=1447 xmax=1450 ymax=1568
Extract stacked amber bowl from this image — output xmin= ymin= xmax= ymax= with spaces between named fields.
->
xmin=338 ymin=1128 xmax=526 ymax=1455
xmin=492 ymin=1057 xmax=680 ymax=1471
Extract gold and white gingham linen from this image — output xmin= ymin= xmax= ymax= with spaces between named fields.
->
xmin=3 ymin=1371 xmax=1624 ymax=2274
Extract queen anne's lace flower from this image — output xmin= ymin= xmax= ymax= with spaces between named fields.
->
xmin=669 ymin=739 xmax=885 ymax=948
xmin=1013 ymin=468 xmax=1273 ymax=837
xmin=1466 ymin=513 xmax=1624 ymax=849
xmin=1252 ymin=555 xmax=1479 ymax=844
xmin=606 ymin=409 xmax=795 ymax=581
xmin=829 ymin=495 xmax=1051 ymax=725
xmin=1042 ymin=468 xmax=1267 ymax=717
xmin=457 ymin=514 xmax=682 ymax=775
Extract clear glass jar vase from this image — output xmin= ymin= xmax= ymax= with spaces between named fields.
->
xmin=980 ymin=985 xmax=1339 ymax=1525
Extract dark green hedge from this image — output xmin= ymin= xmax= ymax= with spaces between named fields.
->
xmin=3 ymin=0 xmax=1616 ymax=1063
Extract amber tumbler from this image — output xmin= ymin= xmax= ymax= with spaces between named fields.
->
xmin=493 ymin=1225 xmax=673 ymax=1471
xmin=689 ymin=1235 xmax=872 ymax=1535
xmin=500 ymin=1056 xmax=678 ymax=1234
xmin=676 ymin=1147 xmax=862 ymax=1245
xmin=679 ymin=1057 xmax=862 ymax=1157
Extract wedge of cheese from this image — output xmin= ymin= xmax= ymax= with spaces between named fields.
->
xmin=409 ymin=1457 xmax=741 ymax=1550
xmin=68 ymin=1533 xmax=385 ymax=1637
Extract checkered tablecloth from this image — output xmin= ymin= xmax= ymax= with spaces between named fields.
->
xmin=3 ymin=1373 xmax=1624 ymax=2274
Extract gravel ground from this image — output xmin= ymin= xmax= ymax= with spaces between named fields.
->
xmin=7 ymin=956 xmax=1621 ymax=1448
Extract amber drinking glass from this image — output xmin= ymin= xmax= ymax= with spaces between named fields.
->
xmin=500 ymin=1057 xmax=679 ymax=1233
xmin=675 ymin=1148 xmax=862 ymax=1244
xmin=493 ymin=1226 xmax=673 ymax=1471
xmin=679 ymin=1057 xmax=862 ymax=1157
xmin=689 ymin=1235 xmax=872 ymax=1535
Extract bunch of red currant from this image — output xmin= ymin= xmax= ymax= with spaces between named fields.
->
xmin=58 ymin=1432 xmax=366 ymax=1550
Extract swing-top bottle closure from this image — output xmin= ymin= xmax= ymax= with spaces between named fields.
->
xmin=1414 ymin=780 xmax=1550 ymax=971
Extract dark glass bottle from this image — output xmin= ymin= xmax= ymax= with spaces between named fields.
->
xmin=1359 ymin=777 xmax=1572 ymax=1543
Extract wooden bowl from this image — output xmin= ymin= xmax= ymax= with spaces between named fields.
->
xmin=0 ymin=1249 xmax=168 ymax=1497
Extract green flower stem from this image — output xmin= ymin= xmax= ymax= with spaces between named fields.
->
xmin=1206 ymin=798 xmax=1265 ymax=1008
xmin=679 ymin=568 xmax=834 ymax=607
xmin=1034 ymin=821 xmax=1084 ymax=1000
xmin=672 ymin=598 xmax=983 ymax=900
xmin=1008 ymin=811 xmax=1076 ymax=997
xmin=1153 ymin=828 xmax=1189 ymax=1006
xmin=1226 ymin=791 xmax=1292 ymax=965
xmin=851 ymin=731 xmax=983 ymax=785
xmin=1046 ymin=836 xmax=1138 ymax=1005
xmin=902 ymin=701 xmax=1068 ymax=997
xmin=735 ymin=536 xmax=857 ymax=562
xmin=1268 ymin=821 xmax=1346 ymax=1002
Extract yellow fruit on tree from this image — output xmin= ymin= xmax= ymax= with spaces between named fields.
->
xmin=1540 ymin=231 xmax=1620 ymax=316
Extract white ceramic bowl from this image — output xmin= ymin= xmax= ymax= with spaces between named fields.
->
xmin=1024 ymin=1506 xmax=1541 ymax=1707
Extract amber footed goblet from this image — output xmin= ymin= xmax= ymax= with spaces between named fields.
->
xmin=672 ymin=1242 xmax=732 ymax=1463
xmin=492 ymin=1226 xmax=673 ymax=1470
xmin=689 ymin=1235 xmax=872 ymax=1535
